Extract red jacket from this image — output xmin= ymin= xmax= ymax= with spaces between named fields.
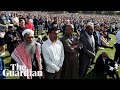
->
xmin=25 ymin=22 xmax=34 ymax=31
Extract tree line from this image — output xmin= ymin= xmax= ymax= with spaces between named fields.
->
xmin=68 ymin=11 xmax=120 ymax=15
xmin=46 ymin=11 xmax=120 ymax=15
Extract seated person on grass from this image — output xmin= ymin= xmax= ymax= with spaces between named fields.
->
xmin=94 ymin=52 xmax=119 ymax=79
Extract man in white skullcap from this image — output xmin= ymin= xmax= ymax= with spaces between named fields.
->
xmin=79 ymin=23 xmax=96 ymax=79
xmin=11 ymin=29 xmax=43 ymax=79
xmin=87 ymin=22 xmax=94 ymax=28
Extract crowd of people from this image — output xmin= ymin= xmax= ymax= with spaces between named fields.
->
xmin=0 ymin=11 xmax=120 ymax=79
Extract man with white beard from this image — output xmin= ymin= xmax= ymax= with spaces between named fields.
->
xmin=11 ymin=29 xmax=42 ymax=79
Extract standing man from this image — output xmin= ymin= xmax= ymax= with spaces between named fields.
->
xmin=42 ymin=26 xmax=64 ymax=79
xmin=4 ymin=25 xmax=21 ymax=56
xmin=44 ymin=17 xmax=49 ymax=30
xmin=33 ymin=16 xmax=39 ymax=35
xmin=114 ymin=29 xmax=120 ymax=64
xmin=62 ymin=20 xmax=70 ymax=35
xmin=16 ymin=19 xmax=26 ymax=41
xmin=25 ymin=16 xmax=34 ymax=31
xmin=0 ymin=24 xmax=7 ymax=56
xmin=50 ymin=17 xmax=58 ymax=28
xmin=11 ymin=29 xmax=42 ymax=79
xmin=38 ymin=16 xmax=44 ymax=35
xmin=60 ymin=24 xmax=81 ymax=79
xmin=79 ymin=23 xmax=95 ymax=79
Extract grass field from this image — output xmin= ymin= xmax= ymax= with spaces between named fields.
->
xmin=0 ymin=32 xmax=118 ymax=79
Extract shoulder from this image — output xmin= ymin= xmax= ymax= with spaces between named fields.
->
xmin=60 ymin=35 xmax=66 ymax=41
xmin=57 ymin=40 xmax=63 ymax=45
xmin=35 ymin=42 xmax=41 ymax=46
xmin=96 ymin=55 xmax=103 ymax=61
xmin=42 ymin=40 xmax=49 ymax=47
xmin=116 ymin=30 xmax=120 ymax=35
xmin=80 ymin=33 xmax=85 ymax=39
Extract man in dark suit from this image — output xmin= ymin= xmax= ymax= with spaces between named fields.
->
xmin=33 ymin=16 xmax=39 ymax=35
xmin=44 ymin=17 xmax=50 ymax=30
xmin=50 ymin=17 xmax=59 ymax=30
xmin=93 ymin=24 xmax=102 ymax=54
xmin=79 ymin=22 xmax=95 ymax=79
xmin=93 ymin=24 xmax=113 ymax=54
xmin=94 ymin=52 xmax=119 ymax=79
xmin=62 ymin=20 xmax=70 ymax=35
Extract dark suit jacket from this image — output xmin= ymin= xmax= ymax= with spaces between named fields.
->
xmin=94 ymin=55 xmax=116 ymax=74
xmin=93 ymin=31 xmax=101 ymax=53
xmin=80 ymin=32 xmax=95 ymax=59
xmin=79 ymin=32 xmax=95 ymax=78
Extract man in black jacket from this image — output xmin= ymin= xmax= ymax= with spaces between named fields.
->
xmin=33 ymin=16 xmax=39 ymax=35
xmin=93 ymin=24 xmax=113 ymax=54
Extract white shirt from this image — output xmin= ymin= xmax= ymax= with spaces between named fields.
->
xmin=116 ymin=30 xmax=120 ymax=44
xmin=86 ymin=32 xmax=95 ymax=47
xmin=42 ymin=38 xmax=64 ymax=73
xmin=102 ymin=58 xmax=106 ymax=64
xmin=13 ymin=17 xmax=19 ymax=26
xmin=29 ymin=19 xmax=33 ymax=23
xmin=111 ymin=24 xmax=115 ymax=29
xmin=96 ymin=31 xmax=101 ymax=44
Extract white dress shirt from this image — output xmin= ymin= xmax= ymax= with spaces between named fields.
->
xmin=96 ymin=31 xmax=101 ymax=45
xmin=86 ymin=32 xmax=95 ymax=47
xmin=116 ymin=30 xmax=120 ymax=44
xmin=42 ymin=38 xmax=64 ymax=73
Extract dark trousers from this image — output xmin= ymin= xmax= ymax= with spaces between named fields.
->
xmin=79 ymin=58 xmax=91 ymax=79
xmin=114 ymin=43 xmax=120 ymax=63
xmin=34 ymin=26 xmax=39 ymax=35
xmin=45 ymin=71 xmax=61 ymax=79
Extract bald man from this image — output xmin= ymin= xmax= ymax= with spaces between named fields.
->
xmin=60 ymin=24 xmax=82 ymax=79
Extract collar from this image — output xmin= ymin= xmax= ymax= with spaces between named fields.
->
xmin=85 ymin=32 xmax=93 ymax=38
xmin=48 ymin=37 xmax=58 ymax=44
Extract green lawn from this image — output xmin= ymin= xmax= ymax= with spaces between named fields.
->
xmin=0 ymin=32 xmax=118 ymax=79
xmin=85 ymin=34 xmax=118 ymax=79
xmin=96 ymin=34 xmax=116 ymax=60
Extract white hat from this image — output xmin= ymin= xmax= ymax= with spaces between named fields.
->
xmin=87 ymin=22 xmax=94 ymax=27
xmin=22 ymin=29 xmax=34 ymax=37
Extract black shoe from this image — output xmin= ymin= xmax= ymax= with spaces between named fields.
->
xmin=110 ymin=46 xmax=114 ymax=49
xmin=91 ymin=62 xmax=95 ymax=65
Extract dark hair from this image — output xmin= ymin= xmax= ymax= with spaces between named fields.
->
xmin=54 ymin=17 xmax=57 ymax=19
xmin=26 ymin=16 xmax=30 ymax=19
xmin=19 ymin=19 xmax=25 ymax=22
xmin=48 ymin=26 xmax=58 ymax=33
xmin=19 ymin=18 xmax=25 ymax=21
